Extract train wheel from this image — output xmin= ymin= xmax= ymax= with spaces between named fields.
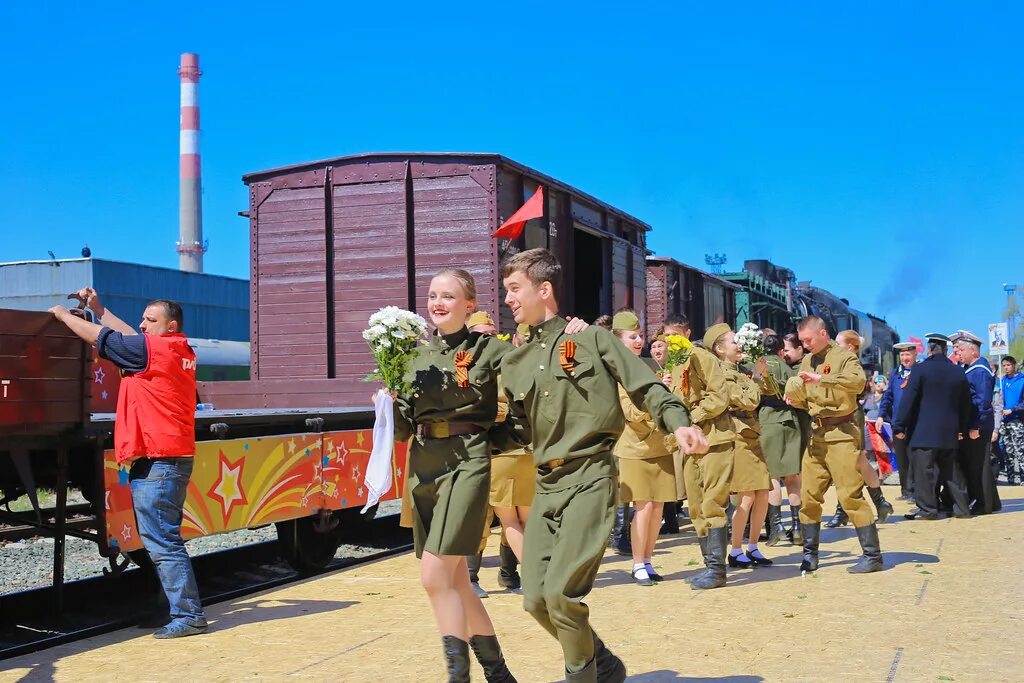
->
xmin=276 ymin=516 xmax=342 ymax=573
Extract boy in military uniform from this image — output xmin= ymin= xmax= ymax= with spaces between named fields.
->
xmin=784 ymin=316 xmax=883 ymax=574
xmin=500 ymin=248 xmax=707 ymax=682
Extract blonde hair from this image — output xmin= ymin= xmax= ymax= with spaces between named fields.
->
xmin=436 ymin=269 xmax=477 ymax=301
xmin=837 ymin=330 xmax=862 ymax=352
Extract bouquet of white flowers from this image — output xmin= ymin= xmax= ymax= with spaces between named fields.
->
xmin=735 ymin=322 xmax=781 ymax=398
xmin=362 ymin=306 xmax=428 ymax=394
xmin=361 ymin=306 xmax=427 ymax=513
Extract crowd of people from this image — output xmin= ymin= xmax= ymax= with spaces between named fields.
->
xmin=49 ymin=247 xmax=1022 ymax=683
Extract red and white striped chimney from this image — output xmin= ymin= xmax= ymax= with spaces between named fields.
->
xmin=177 ymin=53 xmax=206 ymax=273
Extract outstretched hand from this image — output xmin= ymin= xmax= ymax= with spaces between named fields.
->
xmin=798 ymin=371 xmax=822 ymax=384
xmin=68 ymin=287 xmax=102 ymax=313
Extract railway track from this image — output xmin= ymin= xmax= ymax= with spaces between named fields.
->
xmin=0 ymin=514 xmax=412 ymax=660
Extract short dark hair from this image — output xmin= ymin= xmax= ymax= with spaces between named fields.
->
xmin=783 ymin=333 xmax=801 ymax=349
xmin=594 ymin=314 xmax=613 ymax=330
xmin=927 ymin=341 xmax=946 ymax=357
xmin=664 ymin=314 xmax=690 ymax=329
xmin=1004 ymin=355 xmax=1018 ymax=365
xmin=764 ymin=334 xmax=783 ymax=354
xmin=147 ymin=299 xmax=184 ymax=329
xmin=501 ymin=248 xmax=562 ymax=298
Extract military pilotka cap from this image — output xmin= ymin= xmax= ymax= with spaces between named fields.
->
xmin=893 ymin=342 xmax=917 ymax=352
xmin=703 ymin=322 xmax=731 ymax=349
xmin=953 ymin=329 xmax=983 ymax=346
xmin=611 ymin=311 xmax=640 ymax=331
xmin=466 ymin=311 xmax=494 ymax=328
xmin=924 ymin=332 xmax=951 ymax=343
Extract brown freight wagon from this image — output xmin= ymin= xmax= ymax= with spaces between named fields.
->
xmin=204 ymin=153 xmax=652 ymax=409
xmin=645 ymin=256 xmax=741 ymax=341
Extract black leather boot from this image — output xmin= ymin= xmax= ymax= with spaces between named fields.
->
xmin=847 ymin=524 xmax=884 ymax=574
xmin=442 ymin=635 xmax=471 ymax=683
xmin=610 ymin=505 xmax=632 ymax=556
xmin=766 ymin=504 xmax=787 ymax=546
xmin=789 ymin=504 xmax=803 ymax=544
xmin=466 ymin=552 xmax=488 ymax=598
xmin=496 ymin=542 xmax=521 ymax=591
xmin=691 ymin=526 xmax=727 ymax=590
xmin=799 ymin=523 xmax=821 ymax=573
xmin=685 ymin=535 xmax=710 ymax=584
xmin=868 ymin=486 xmax=894 ymax=523
xmin=594 ymin=634 xmax=627 ymax=683
xmin=469 ymin=634 xmax=517 ymax=683
xmin=660 ymin=502 xmax=680 ymax=535
xmin=565 ymin=658 xmax=596 ymax=683
xmin=824 ymin=503 xmax=849 ymax=528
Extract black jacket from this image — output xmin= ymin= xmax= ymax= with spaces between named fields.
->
xmin=893 ymin=353 xmax=971 ymax=450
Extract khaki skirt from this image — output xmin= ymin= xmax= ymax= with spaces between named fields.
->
xmin=489 ymin=452 xmax=535 ymax=508
xmin=760 ymin=420 xmax=802 ymax=478
xmin=407 ymin=431 xmax=491 ymax=559
xmin=731 ymin=431 xmax=771 ymax=492
xmin=618 ymin=454 xmax=677 ymax=503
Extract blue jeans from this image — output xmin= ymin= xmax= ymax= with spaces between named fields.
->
xmin=129 ymin=457 xmax=206 ymax=625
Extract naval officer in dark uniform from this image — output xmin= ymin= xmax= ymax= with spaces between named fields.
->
xmin=877 ymin=342 xmax=918 ymax=500
xmin=953 ymin=330 xmax=1002 ymax=515
xmin=892 ymin=333 xmax=972 ymax=519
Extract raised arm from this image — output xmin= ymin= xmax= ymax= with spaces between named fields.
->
xmin=69 ymin=287 xmax=137 ymax=335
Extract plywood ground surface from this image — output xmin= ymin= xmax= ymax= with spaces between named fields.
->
xmin=3 ymin=486 xmax=1022 ymax=683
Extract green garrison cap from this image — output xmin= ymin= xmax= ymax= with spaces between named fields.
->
xmin=703 ymin=322 xmax=731 ymax=350
xmin=611 ymin=311 xmax=640 ymax=331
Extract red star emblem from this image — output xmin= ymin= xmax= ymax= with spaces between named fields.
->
xmin=207 ymin=450 xmax=248 ymax=524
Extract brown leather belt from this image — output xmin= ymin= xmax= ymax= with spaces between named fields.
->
xmin=537 ymin=458 xmax=566 ymax=473
xmin=415 ymin=422 xmax=483 ymax=439
xmin=760 ymin=397 xmax=788 ymax=410
xmin=811 ymin=413 xmax=855 ymax=429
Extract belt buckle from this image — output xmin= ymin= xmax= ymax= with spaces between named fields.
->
xmin=812 ymin=417 xmax=824 ymax=430
xmin=434 ymin=422 xmax=450 ymax=439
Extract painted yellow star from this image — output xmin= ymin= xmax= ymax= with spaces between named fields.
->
xmin=355 ymin=432 xmax=365 ymax=447
xmin=288 ymin=439 xmax=297 ymax=454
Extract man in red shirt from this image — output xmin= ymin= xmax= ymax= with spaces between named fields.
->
xmin=51 ymin=288 xmax=207 ymax=638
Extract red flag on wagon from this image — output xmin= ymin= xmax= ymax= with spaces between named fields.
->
xmin=908 ymin=336 xmax=924 ymax=354
xmin=492 ymin=186 xmax=544 ymax=240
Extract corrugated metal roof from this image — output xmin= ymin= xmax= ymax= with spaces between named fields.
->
xmin=646 ymin=255 xmax=743 ymax=291
xmin=0 ymin=258 xmax=250 ymax=341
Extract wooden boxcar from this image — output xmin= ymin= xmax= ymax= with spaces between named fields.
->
xmin=204 ymin=152 xmax=652 ymax=409
xmin=645 ymin=256 xmax=740 ymax=340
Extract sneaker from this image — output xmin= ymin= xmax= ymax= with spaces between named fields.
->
xmin=153 ymin=620 xmax=208 ymax=639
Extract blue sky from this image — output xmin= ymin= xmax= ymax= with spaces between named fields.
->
xmin=2 ymin=3 xmax=1021 ymax=349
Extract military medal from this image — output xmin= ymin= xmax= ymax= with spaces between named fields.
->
xmin=559 ymin=340 xmax=577 ymax=374
xmin=680 ymin=368 xmax=690 ymax=394
xmin=821 ymin=364 xmax=831 ymax=375
xmin=454 ymin=351 xmax=473 ymax=388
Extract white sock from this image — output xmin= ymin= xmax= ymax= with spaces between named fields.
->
xmin=632 ymin=563 xmax=650 ymax=580
xmin=747 ymin=543 xmax=759 ymax=553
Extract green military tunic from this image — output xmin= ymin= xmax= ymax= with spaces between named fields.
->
xmin=670 ymin=346 xmax=733 ymax=536
xmin=502 ymin=316 xmax=691 ymax=674
xmin=758 ymin=355 xmax=802 ymax=478
xmin=394 ymin=327 xmax=521 ymax=558
xmin=784 ymin=341 xmax=870 ymax=527
xmin=722 ymin=361 xmax=769 ymax=492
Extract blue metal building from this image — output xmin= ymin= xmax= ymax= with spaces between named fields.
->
xmin=0 ymin=258 xmax=249 ymax=342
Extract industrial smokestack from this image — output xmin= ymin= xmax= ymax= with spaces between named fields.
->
xmin=177 ymin=53 xmax=206 ymax=273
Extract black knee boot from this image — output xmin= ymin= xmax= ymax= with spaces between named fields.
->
xmin=789 ymin=504 xmax=803 ymax=544
xmin=594 ymin=634 xmax=627 ymax=683
xmin=496 ymin=542 xmax=521 ymax=591
xmin=824 ymin=502 xmax=849 ymax=528
xmin=442 ymin=635 xmax=471 ymax=683
xmin=848 ymin=523 xmax=884 ymax=574
xmin=766 ymin=504 xmax=787 ymax=546
xmin=691 ymin=527 xmax=727 ymax=590
xmin=610 ymin=504 xmax=632 ymax=555
xmin=799 ymin=523 xmax=820 ymax=572
xmin=466 ymin=552 xmax=488 ymax=598
xmin=470 ymin=634 xmax=517 ymax=683
xmin=868 ymin=486 xmax=894 ymax=522
xmin=660 ymin=502 xmax=680 ymax=535
xmin=686 ymin=535 xmax=710 ymax=584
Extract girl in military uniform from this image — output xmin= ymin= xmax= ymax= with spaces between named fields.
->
xmin=706 ymin=323 xmax=774 ymax=568
xmin=826 ymin=331 xmax=894 ymax=527
xmin=393 ymin=269 xmax=520 ymax=683
xmin=758 ymin=334 xmax=803 ymax=546
xmin=611 ymin=311 xmax=677 ymax=586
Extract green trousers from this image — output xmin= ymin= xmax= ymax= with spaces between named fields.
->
xmin=681 ymin=444 xmax=734 ymax=537
xmin=522 ymin=454 xmax=616 ymax=674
